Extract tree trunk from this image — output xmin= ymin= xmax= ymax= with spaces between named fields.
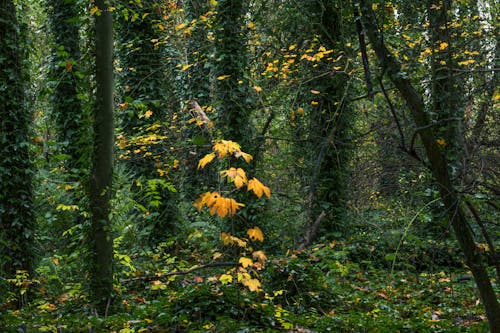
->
xmin=89 ymin=0 xmax=114 ymax=315
xmin=214 ymin=0 xmax=254 ymax=150
xmin=0 ymin=0 xmax=35 ymax=281
xmin=359 ymin=1 xmax=500 ymax=331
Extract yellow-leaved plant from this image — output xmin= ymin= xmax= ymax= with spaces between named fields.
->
xmin=194 ymin=140 xmax=270 ymax=292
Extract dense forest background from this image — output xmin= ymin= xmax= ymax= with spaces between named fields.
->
xmin=0 ymin=0 xmax=498 ymax=332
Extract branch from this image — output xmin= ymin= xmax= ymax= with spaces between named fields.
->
xmin=300 ymin=210 xmax=327 ymax=249
xmin=378 ymin=76 xmax=405 ymax=149
xmin=354 ymin=6 xmax=373 ymax=99
xmin=121 ymin=262 xmax=238 ymax=283
xmin=465 ymin=201 xmax=500 ymax=281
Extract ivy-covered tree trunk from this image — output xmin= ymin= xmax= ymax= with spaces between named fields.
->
xmin=299 ymin=0 xmax=352 ymax=244
xmin=214 ymin=0 xmax=255 ymax=150
xmin=116 ymin=1 xmax=179 ymax=243
xmin=47 ymin=0 xmax=87 ymax=177
xmin=0 ymin=0 xmax=35 ymax=280
xmin=181 ymin=0 xmax=214 ymax=193
xmin=89 ymin=0 xmax=114 ymax=314
xmin=359 ymin=1 xmax=500 ymax=331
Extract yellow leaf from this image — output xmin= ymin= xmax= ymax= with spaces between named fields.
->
xmin=239 ymin=257 xmax=253 ymax=268
xmin=217 ymin=74 xmax=231 ymax=81
xmin=234 ymin=151 xmax=253 ymax=163
xmin=243 ymin=278 xmax=261 ymax=292
xmin=311 ymin=101 xmax=319 ymax=105
xmin=193 ymin=192 xmax=211 ymax=211
xmin=247 ymin=226 xmax=264 ymax=242
xmin=297 ymin=107 xmax=304 ymax=115
xmin=213 ymin=140 xmax=241 ymax=158
xmin=310 ymin=90 xmax=321 ymax=95
xmin=247 ymin=22 xmax=255 ymax=29
xmin=227 ymin=198 xmax=245 ymax=216
xmin=220 ymin=167 xmax=247 ymax=188
xmin=90 ymin=6 xmax=100 ymax=16
xmin=247 ymin=178 xmax=271 ymax=198
xmin=144 ymin=110 xmax=153 ymax=119
xmin=175 ymin=23 xmax=186 ymax=31
xmin=436 ymin=138 xmax=446 ymax=147
xmin=439 ymin=42 xmax=448 ymax=50
xmin=181 ymin=64 xmax=193 ymax=71
xmin=221 ymin=232 xmax=247 ymax=247
xmin=219 ymin=274 xmax=233 ymax=284
xmin=253 ymin=86 xmax=262 ymax=92
xmin=198 ymin=152 xmax=216 ymax=169
xmin=213 ymin=252 xmax=223 ymax=260
xmin=252 ymin=250 xmax=267 ymax=264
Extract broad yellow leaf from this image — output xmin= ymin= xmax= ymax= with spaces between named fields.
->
xmin=220 ymin=167 xmax=247 ymax=188
xmin=253 ymin=250 xmax=267 ymax=264
xmin=198 ymin=152 xmax=216 ymax=169
xmin=239 ymin=257 xmax=253 ymax=268
xmin=247 ymin=178 xmax=271 ymax=198
xmin=247 ymin=226 xmax=264 ymax=242
xmin=234 ymin=151 xmax=253 ymax=163
xmin=253 ymin=86 xmax=262 ymax=92
xmin=219 ymin=274 xmax=233 ymax=284
xmin=221 ymin=233 xmax=247 ymax=247
xmin=144 ymin=110 xmax=153 ymax=119
xmin=193 ymin=191 xmax=211 ymax=211
xmin=213 ymin=140 xmax=241 ymax=158
xmin=310 ymin=90 xmax=321 ymax=95
xmin=243 ymin=278 xmax=261 ymax=292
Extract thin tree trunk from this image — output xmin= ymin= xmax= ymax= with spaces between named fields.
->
xmin=359 ymin=1 xmax=500 ymax=331
xmin=89 ymin=0 xmax=114 ymax=315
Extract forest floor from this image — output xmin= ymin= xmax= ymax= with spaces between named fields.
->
xmin=1 ymin=239 xmax=493 ymax=332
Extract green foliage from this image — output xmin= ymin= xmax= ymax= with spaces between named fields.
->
xmin=0 ymin=0 xmax=36 ymax=281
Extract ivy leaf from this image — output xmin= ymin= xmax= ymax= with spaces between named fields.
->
xmin=247 ymin=227 xmax=264 ymax=242
xmin=247 ymin=178 xmax=271 ymax=198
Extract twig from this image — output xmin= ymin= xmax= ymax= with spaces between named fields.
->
xmin=121 ymin=262 xmax=238 ymax=283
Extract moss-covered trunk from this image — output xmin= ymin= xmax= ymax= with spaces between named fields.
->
xmin=89 ymin=0 xmax=114 ymax=315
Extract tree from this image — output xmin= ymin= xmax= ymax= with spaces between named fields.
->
xmin=294 ymin=0 xmax=353 ymax=244
xmin=88 ymin=0 xmax=114 ymax=314
xmin=359 ymin=1 xmax=500 ymax=330
xmin=46 ymin=0 xmax=88 ymax=178
xmin=116 ymin=0 xmax=179 ymax=243
xmin=0 ymin=0 xmax=35 ymax=282
xmin=214 ymin=0 xmax=255 ymax=151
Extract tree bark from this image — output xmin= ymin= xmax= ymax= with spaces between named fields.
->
xmin=359 ymin=1 xmax=500 ymax=331
xmin=0 ymin=0 xmax=35 ymax=280
xmin=89 ymin=0 xmax=114 ymax=315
